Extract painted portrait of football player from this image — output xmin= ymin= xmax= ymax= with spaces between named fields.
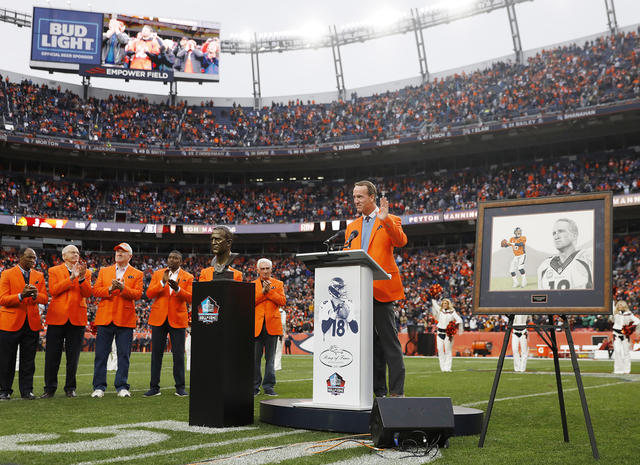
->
xmin=320 ymin=277 xmax=359 ymax=340
xmin=537 ymin=218 xmax=593 ymax=290
xmin=501 ymin=227 xmax=527 ymax=288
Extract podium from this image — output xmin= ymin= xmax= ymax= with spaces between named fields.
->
xmin=189 ymin=279 xmax=255 ymax=427
xmin=296 ymin=249 xmax=390 ymax=410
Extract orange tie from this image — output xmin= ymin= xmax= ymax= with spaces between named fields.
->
xmin=184 ymin=53 xmax=193 ymax=73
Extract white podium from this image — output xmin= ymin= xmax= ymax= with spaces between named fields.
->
xmin=295 ymin=250 xmax=390 ymax=410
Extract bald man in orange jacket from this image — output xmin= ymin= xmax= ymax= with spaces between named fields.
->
xmin=0 ymin=248 xmax=48 ymax=400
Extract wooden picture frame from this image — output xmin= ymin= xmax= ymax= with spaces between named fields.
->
xmin=473 ymin=193 xmax=612 ymax=315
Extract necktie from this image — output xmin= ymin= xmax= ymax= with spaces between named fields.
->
xmin=23 ymin=270 xmax=30 ymax=284
xmin=184 ymin=53 xmax=193 ymax=73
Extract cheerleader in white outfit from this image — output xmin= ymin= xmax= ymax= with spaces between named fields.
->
xmin=612 ymin=300 xmax=640 ymax=374
xmin=512 ymin=314 xmax=530 ymax=372
xmin=432 ymin=298 xmax=463 ymax=372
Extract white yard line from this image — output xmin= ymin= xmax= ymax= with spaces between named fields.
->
xmin=71 ymin=430 xmax=302 ymax=465
xmin=460 ymin=381 xmax=631 ymax=407
xmin=194 ymin=438 xmax=440 ymax=465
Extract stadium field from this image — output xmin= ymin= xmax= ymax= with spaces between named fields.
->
xmin=489 ymin=277 xmax=539 ymax=291
xmin=0 ymin=353 xmax=637 ymax=465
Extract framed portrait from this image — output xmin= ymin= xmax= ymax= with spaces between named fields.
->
xmin=473 ymin=193 xmax=612 ymax=315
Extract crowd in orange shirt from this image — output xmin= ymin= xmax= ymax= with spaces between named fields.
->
xmin=1 ymin=233 xmax=638 ymax=349
xmin=2 ymin=30 xmax=639 ymax=148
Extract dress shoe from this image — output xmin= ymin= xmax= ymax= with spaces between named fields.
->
xmin=0 ymin=392 xmax=10 ymax=401
xmin=40 ymin=391 xmax=55 ymax=399
xmin=65 ymin=390 xmax=77 ymax=398
xmin=175 ymin=388 xmax=188 ymax=397
xmin=21 ymin=392 xmax=36 ymax=400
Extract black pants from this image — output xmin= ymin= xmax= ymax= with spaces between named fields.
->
xmin=373 ymin=299 xmax=405 ymax=397
xmin=254 ymin=322 xmax=277 ymax=392
xmin=150 ymin=319 xmax=186 ymax=390
xmin=0 ymin=318 xmax=39 ymax=396
xmin=44 ymin=321 xmax=85 ymax=393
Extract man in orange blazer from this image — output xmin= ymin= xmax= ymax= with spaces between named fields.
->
xmin=91 ymin=243 xmax=143 ymax=398
xmin=41 ymin=245 xmax=92 ymax=399
xmin=344 ymin=180 xmax=408 ymax=397
xmin=253 ymin=258 xmax=286 ymax=396
xmin=0 ymin=248 xmax=48 ymax=400
xmin=144 ymin=250 xmax=193 ymax=397
xmin=199 ymin=226 xmax=243 ymax=282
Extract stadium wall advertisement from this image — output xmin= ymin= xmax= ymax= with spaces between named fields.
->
xmin=30 ymin=7 xmax=220 ymax=83
xmin=31 ymin=7 xmax=102 ymax=65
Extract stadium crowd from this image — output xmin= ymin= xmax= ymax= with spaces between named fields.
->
xmin=1 ymin=234 xmax=637 ymax=345
xmin=1 ymin=30 xmax=639 ymax=148
xmin=1 ymin=150 xmax=638 ymax=223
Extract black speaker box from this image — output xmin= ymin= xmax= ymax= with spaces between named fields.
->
xmin=369 ymin=397 xmax=455 ymax=448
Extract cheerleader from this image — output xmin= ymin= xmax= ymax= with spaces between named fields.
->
xmin=612 ymin=300 xmax=639 ymax=374
xmin=512 ymin=314 xmax=530 ymax=372
xmin=432 ymin=298 xmax=463 ymax=372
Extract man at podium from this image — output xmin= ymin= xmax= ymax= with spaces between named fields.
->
xmin=344 ymin=180 xmax=407 ymax=397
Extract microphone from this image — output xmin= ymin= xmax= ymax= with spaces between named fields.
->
xmin=345 ymin=230 xmax=359 ymax=247
xmin=323 ymin=230 xmax=345 ymax=245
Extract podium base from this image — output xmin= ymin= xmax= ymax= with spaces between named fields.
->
xmin=260 ymin=398 xmax=483 ymax=436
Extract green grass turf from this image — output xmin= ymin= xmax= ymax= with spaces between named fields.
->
xmin=0 ymin=353 xmax=637 ymax=465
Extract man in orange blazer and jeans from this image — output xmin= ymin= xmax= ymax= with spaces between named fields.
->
xmin=0 ymin=248 xmax=48 ymax=400
xmin=41 ymin=245 xmax=92 ymax=399
xmin=344 ymin=180 xmax=407 ymax=397
xmin=253 ymin=258 xmax=286 ymax=396
xmin=144 ymin=250 xmax=193 ymax=397
xmin=91 ymin=243 xmax=143 ymax=398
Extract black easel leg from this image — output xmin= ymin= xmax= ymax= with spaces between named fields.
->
xmin=563 ymin=316 xmax=599 ymax=460
xmin=478 ymin=314 xmax=514 ymax=448
xmin=548 ymin=315 xmax=569 ymax=442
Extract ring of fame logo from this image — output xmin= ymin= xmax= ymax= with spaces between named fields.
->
xmin=198 ymin=296 xmax=220 ymax=324
xmin=319 ymin=345 xmax=353 ymax=368
xmin=326 ymin=372 xmax=346 ymax=396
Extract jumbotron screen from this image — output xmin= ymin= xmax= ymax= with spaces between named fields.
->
xmin=30 ymin=7 xmax=220 ymax=83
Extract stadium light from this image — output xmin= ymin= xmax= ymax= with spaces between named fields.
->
xmin=364 ymin=8 xmax=407 ymax=32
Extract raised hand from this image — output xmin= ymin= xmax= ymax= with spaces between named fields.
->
xmin=377 ymin=196 xmax=389 ymax=221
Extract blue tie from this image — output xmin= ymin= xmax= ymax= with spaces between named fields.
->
xmin=361 ymin=216 xmax=374 ymax=251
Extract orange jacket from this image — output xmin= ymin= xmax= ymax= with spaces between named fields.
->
xmin=253 ymin=278 xmax=286 ymax=337
xmin=199 ymin=266 xmax=243 ymax=282
xmin=46 ymin=263 xmax=92 ymax=326
xmin=93 ymin=264 xmax=143 ymax=328
xmin=146 ymin=268 xmax=194 ymax=328
xmin=344 ymin=214 xmax=407 ymax=302
xmin=0 ymin=266 xmax=48 ymax=331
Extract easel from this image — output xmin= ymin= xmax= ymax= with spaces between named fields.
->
xmin=478 ymin=314 xmax=599 ymax=459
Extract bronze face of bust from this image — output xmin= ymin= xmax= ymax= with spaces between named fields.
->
xmin=210 ymin=226 xmax=237 ymax=273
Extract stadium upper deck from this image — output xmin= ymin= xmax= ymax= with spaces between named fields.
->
xmin=1 ymin=29 xmax=638 ymax=157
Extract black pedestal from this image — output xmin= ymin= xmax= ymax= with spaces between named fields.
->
xmin=260 ymin=398 xmax=483 ymax=436
xmin=189 ymin=280 xmax=255 ymax=427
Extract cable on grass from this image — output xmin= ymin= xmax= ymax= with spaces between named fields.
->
xmin=395 ymin=431 xmax=440 ymax=459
